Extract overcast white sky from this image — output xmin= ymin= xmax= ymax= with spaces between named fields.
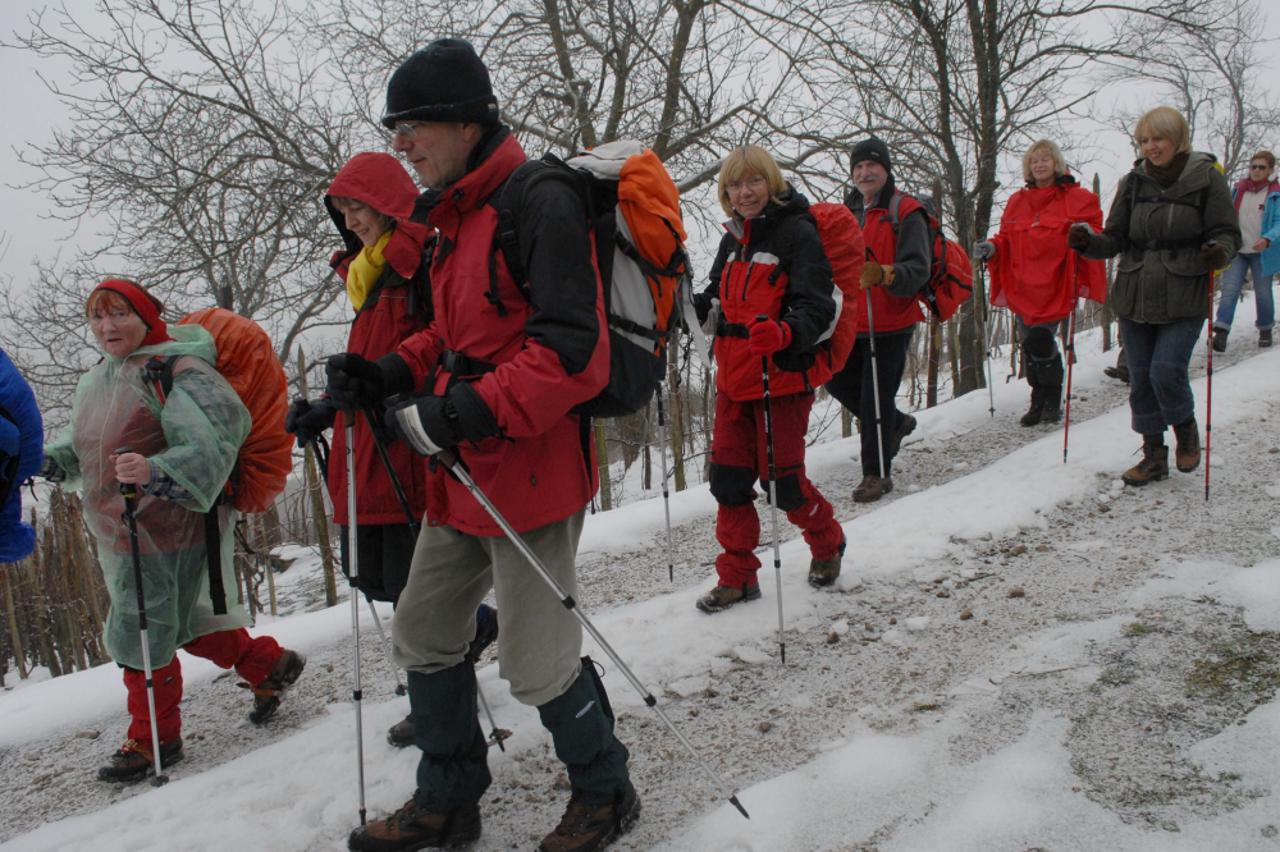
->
xmin=0 ymin=1 xmax=1277 ymax=297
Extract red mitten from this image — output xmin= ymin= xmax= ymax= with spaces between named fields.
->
xmin=747 ymin=319 xmax=792 ymax=355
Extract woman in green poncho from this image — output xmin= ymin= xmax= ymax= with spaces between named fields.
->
xmin=43 ymin=279 xmax=305 ymax=784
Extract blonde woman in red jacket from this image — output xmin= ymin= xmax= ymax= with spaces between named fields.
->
xmin=973 ymin=140 xmax=1106 ymax=426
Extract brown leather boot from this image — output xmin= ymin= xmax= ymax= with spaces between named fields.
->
xmin=852 ymin=475 xmax=893 ymax=503
xmin=348 ymin=799 xmax=481 ymax=851
xmin=1122 ymin=443 xmax=1169 ymax=486
xmin=1173 ymin=419 xmax=1201 ymax=472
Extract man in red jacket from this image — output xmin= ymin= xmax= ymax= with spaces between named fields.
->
xmin=824 ymin=138 xmax=930 ymax=503
xmin=328 ymin=39 xmax=637 ymax=852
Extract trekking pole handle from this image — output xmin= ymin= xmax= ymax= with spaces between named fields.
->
xmin=114 ymin=446 xmax=140 ymax=499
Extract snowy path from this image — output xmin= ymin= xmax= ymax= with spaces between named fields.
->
xmin=2 ymin=327 xmax=1278 ymax=852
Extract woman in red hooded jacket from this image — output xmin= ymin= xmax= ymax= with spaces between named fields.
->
xmin=974 ymin=139 xmax=1106 ymax=426
xmin=285 ymin=152 xmax=495 ymax=746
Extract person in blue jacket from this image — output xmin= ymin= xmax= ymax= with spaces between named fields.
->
xmin=1212 ymin=149 xmax=1280 ymax=350
xmin=0 ymin=347 xmax=42 ymax=563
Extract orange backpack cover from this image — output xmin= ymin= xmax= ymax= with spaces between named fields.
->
xmin=809 ymin=202 xmax=865 ymax=373
xmin=179 ymin=308 xmax=291 ymax=513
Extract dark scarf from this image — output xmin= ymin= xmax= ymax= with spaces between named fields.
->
xmin=1145 ymin=152 xmax=1189 ymax=188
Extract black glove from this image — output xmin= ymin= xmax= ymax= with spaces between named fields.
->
xmin=1067 ymin=223 xmax=1092 ymax=253
xmin=285 ymin=397 xmax=338 ymax=447
xmin=691 ymin=291 xmax=714 ymax=326
xmin=384 ymin=382 xmax=500 ymax=457
xmin=325 ymin=353 xmax=393 ymax=411
xmin=1200 ymin=242 xmax=1229 ymax=271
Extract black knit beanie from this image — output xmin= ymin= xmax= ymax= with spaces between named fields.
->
xmin=382 ymin=38 xmax=500 ymax=129
xmin=850 ymin=137 xmax=893 ymax=174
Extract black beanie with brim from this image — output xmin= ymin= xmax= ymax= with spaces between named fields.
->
xmin=382 ymin=38 xmax=500 ymax=129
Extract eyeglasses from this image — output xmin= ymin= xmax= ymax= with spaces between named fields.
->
xmin=391 ymin=121 xmax=428 ymax=140
xmin=726 ymin=175 xmax=767 ymax=193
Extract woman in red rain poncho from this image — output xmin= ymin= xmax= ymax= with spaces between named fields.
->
xmin=973 ymin=139 xmax=1106 ymax=427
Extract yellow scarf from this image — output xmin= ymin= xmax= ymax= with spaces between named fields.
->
xmin=345 ymin=230 xmax=393 ymax=311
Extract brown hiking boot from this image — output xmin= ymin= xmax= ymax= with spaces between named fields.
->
xmin=852 ymin=475 xmax=893 ymax=503
xmin=539 ymin=783 xmax=640 ymax=852
xmin=387 ymin=713 xmax=415 ymax=749
xmin=1173 ymin=419 xmax=1201 ymax=472
xmin=348 ymin=799 xmax=481 ymax=851
xmin=246 ymin=648 xmax=306 ymax=725
xmin=808 ymin=536 xmax=846 ymax=588
xmin=97 ymin=737 xmax=184 ymax=783
xmin=696 ymin=581 xmax=761 ymax=614
xmin=1121 ymin=444 xmax=1169 ymax=486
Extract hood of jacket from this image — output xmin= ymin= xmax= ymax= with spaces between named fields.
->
xmin=326 ymin=152 xmax=431 ymax=279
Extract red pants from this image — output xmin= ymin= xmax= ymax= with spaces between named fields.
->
xmin=708 ymin=392 xmax=843 ymax=587
xmin=123 ymin=627 xmax=283 ymax=746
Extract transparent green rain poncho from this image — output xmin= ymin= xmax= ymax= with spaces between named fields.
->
xmin=44 ymin=325 xmax=252 ymax=671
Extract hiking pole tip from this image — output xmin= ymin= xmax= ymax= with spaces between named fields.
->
xmin=729 ymin=794 xmax=750 ymax=819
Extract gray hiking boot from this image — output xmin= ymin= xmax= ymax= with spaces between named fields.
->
xmin=387 ymin=713 xmax=415 ymax=749
xmin=696 ymin=582 xmax=761 ymax=614
xmin=808 ymin=536 xmax=846 ymax=588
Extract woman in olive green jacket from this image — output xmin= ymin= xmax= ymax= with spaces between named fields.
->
xmin=1069 ymin=106 xmax=1241 ymax=487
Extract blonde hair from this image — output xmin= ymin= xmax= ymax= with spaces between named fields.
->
xmin=717 ymin=145 xmax=787 ymax=217
xmin=1134 ymin=107 xmax=1191 ymax=155
xmin=1022 ymin=139 xmax=1066 ymax=183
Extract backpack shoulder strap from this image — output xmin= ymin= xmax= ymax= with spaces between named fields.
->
xmin=489 ymin=156 xmax=586 ymax=297
xmin=144 ymin=355 xmax=179 ymax=404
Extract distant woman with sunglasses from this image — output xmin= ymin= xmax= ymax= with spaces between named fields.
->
xmin=1211 ymin=150 xmax=1280 ymax=350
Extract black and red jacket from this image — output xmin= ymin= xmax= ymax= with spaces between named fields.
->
xmin=704 ymin=188 xmax=837 ymax=401
xmin=393 ymin=128 xmax=609 ymax=536
xmin=325 ymin=152 xmax=434 ymax=526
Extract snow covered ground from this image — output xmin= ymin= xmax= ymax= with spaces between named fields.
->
xmin=2 ymin=310 xmax=1278 ymax=852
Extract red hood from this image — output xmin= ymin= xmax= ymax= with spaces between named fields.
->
xmin=326 ymin=152 xmax=431 ymax=280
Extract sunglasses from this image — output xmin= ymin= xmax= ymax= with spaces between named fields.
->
xmin=1250 ymin=164 xmax=1270 ymax=170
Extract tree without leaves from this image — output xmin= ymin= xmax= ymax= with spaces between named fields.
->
xmin=4 ymin=0 xmax=369 ymax=422
xmin=1103 ymin=0 xmax=1280 ymax=180
xmin=791 ymin=0 xmax=1217 ymax=400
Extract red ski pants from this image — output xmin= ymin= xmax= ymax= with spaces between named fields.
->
xmin=708 ymin=392 xmax=843 ymax=588
xmin=123 ymin=627 xmax=283 ymax=746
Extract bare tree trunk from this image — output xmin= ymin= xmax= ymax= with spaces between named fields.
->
xmin=926 ymin=317 xmax=941 ymax=408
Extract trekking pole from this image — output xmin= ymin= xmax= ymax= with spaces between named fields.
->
xmin=979 ymin=259 xmax=996 ymax=417
xmin=363 ymin=411 xmax=504 ymax=743
xmin=302 ymin=411 xmax=407 ymax=700
xmin=344 ymin=420 xmax=367 ymax=826
xmin=865 ymin=291 xmax=887 ymax=481
xmin=116 ymin=451 xmax=168 ymax=788
xmin=1205 ymin=270 xmax=1215 ymax=501
xmin=656 ymin=393 xmax=675 ymax=583
xmin=1062 ymin=258 xmax=1080 ymax=464
xmin=434 ymin=449 xmax=750 ymax=820
xmin=754 ymin=316 xmax=787 ymax=666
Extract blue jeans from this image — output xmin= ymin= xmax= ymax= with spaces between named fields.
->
xmin=1214 ymin=252 xmax=1275 ymax=331
xmin=1119 ymin=317 xmax=1203 ymax=436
